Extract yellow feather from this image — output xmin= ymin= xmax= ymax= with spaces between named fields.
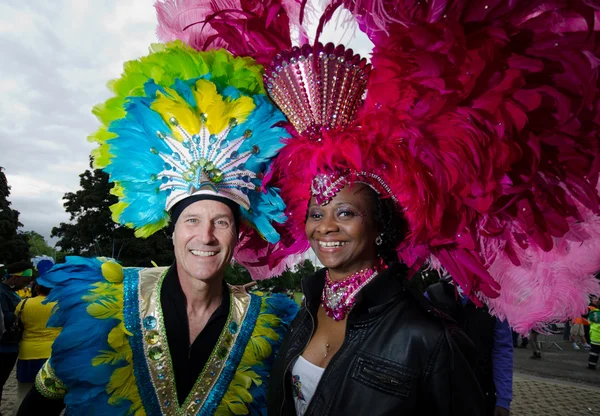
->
xmin=223 ymin=95 xmax=254 ymax=127
xmin=150 ymin=88 xmax=200 ymax=142
xmin=86 ymin=299 xmax=122 ymax=320
xmin=101 ymin=262 xmax=124 ymax=283
xmin=92 ymin=350 xmax=126 ymax=366
xmin=193 ymin=79 xmax=226 ymax=132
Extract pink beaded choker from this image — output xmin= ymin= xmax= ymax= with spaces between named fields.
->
xmin=321 ymin=265 xmax=385 ymax=321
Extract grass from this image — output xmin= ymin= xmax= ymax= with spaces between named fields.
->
xmin=294 ymin=292 xmax=303 ymax=306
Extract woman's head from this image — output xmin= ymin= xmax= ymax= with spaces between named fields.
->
xmin=305 ymin=183 xmax=406 ymax=279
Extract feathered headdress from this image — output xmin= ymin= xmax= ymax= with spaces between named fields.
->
xmin=89 ymin=41 xmax=291 ymax=277
xmin=156 ymin=0 xmax=600 ymax=332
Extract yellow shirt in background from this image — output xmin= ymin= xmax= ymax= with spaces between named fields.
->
xmin=16 ymin=295 xmax=61 ymax=360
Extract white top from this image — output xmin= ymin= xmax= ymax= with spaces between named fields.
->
xmin=291 ymin=355 xmax=326 ymax=415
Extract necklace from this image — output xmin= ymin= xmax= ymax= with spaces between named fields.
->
xmin=321 ymin=266 xmax=384 ymax=321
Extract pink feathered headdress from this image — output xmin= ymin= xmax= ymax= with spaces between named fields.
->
xmin=156 ymin=0 xmax=600 ymax=332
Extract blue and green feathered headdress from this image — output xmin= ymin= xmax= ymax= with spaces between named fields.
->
xmin=90 ymin=41 xmax=289 ymax=244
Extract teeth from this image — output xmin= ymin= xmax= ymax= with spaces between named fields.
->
xmin=190 ymin=250 xmax=217 ymax=257
xmin=318 ymin=241 xmax=347 ymax=248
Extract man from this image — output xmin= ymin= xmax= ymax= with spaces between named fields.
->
xmin=18 ymin=42 xmax=298 ymax=415
xmin=427 ymin=280 xmax=513 ymax=416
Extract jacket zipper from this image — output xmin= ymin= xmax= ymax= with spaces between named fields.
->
xmin=280 ymin=280 xmax=316 ymax=415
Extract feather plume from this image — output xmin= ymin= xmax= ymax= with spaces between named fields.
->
xmin=155 ymin=0 xmax=307 ymax=66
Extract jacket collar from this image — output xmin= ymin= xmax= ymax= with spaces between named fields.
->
xmin=301 ymin=263 xmax=409 ymax=318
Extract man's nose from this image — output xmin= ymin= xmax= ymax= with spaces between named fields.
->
xmin=196 ymin=221 xmax=217 ymax=244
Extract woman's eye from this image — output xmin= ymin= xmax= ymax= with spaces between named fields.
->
xmin=309 ymin=212 xmax=323 ymax=219
xmin=338 ymin=210 xmax=355 ymax=218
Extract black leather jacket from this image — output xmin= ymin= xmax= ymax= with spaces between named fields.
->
xmin=267 ymin=264 xmax=484 ymax=416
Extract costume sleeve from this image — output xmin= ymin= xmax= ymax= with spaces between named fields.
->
xmin=17 ymin=359 xmax=68 ymax=416
xmin=423 ymin=329 xmax=485 ymax=416
xmin=34 ymin=359 xmax=68 ymax=400
xmin=34 ymin=256 xmax=141 ymax=415
xmin=491 ymin=319 xmax=513 ymax=410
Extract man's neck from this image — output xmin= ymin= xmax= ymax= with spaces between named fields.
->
xmin=176 ymin=265 xmax=224 ymax=314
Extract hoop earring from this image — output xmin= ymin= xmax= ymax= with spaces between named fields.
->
xmin=375 ymin=235 xmax=383 ymax=246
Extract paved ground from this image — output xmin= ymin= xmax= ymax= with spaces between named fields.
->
xmin=2 ymin=341 xmax=599 ymax=415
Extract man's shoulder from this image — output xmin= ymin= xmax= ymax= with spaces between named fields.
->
xmin=255 ymin=292 xmax=300 ymax=323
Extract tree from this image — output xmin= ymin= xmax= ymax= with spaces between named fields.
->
xmin=0 ymin=167 xmax=29 ymax=264
xmin=224 ymin=262 xmax=253 ymax=286
xmin=52 ymin=165 xmax=174 ymax=266
xmin=22 ymin=231 xmax=66 ymax=263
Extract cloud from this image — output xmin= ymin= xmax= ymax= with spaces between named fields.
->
xmin=1 ymin=1 xmax=374 ymax=248
xmin=0 ymin=0 xmax=157 ymax=244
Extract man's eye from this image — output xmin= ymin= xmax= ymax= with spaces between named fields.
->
xmin=186 ymin=218 xmax=198 ymax=224
xmin=215 ymin=220 xmax=230 ymax=229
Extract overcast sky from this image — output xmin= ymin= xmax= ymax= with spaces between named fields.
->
xmin=1 ymin=0 xmax=372 ymax=247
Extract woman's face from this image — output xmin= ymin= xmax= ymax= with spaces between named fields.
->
xmin=305 ymin=183 xmax=380 ymax=280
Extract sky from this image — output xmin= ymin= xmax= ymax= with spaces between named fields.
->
xmin=0 ymin=0 xmax=372 ymax=248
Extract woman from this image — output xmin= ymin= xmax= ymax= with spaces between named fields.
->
xmin=267 ymin=180 xmax=484 ymax=415
xmin=12 ymin=282 xmax=60 ymax=415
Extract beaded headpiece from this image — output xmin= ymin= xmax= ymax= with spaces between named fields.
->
xmin=89 ymin=42 xmax=290 ymax=276
xmin=156 ymin=0 xmax=600 ymax=333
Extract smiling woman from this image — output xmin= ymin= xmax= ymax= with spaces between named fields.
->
xmin=265 ymin=40 xmax=486 ymax=415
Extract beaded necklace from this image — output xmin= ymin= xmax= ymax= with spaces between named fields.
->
xmin=321 ymin=265 xmax=385 ymax=321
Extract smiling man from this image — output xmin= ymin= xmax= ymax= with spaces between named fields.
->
xmin=17 ymin=43 xmax=298 ymax=416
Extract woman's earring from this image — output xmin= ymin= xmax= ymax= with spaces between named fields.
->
xmin=375 ymin=234 xmax=383 ymax=246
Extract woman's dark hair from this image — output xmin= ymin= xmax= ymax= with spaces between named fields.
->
xmin=373 ymin=195 xmax=408 ymax=265
xmin=34 ymin=282 xmax=51 ymax=296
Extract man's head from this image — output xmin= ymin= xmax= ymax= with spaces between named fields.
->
xmin=172 ymin=197 xmax=238 ymax=283
xmin=2 ymin=261 xmax=33 ymax=290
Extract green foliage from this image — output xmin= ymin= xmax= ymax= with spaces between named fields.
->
xmin=22 ymin=231 xmax=65 ymax=262
xmin=0 ymin=167 xmax=29 ymax=264
xmin=224 ymin=259 xmax=318 ymax=291
xmin=224 ymin=262 xmax=253 ymax=286
xmin=52 ymin=164 xmax=174 ymax=266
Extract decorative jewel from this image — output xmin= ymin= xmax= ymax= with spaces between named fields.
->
xmin=217 ymin=347 xmax=229 ymax=359
xmin=321 ymin=265 xmax=386 ymax=321
xmin=229 ymin=321 xmax=239 ymax=334
xmin=148 ymin=346 xmax=163 ymax=360
xmin=143 ymin=316 xmax=157 ymax=330
xmin=311 ymin=172 xmax=398 ymax=206
xmin=145 ymin=330 xmax=160 ymax=345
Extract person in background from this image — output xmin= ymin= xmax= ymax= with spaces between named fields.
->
xmin=587 ymin=296 xmax=600 ymax=370
xmin=529 ymin=329 xmax=542 ymax=359
xmin=12 ymin=281 xmax=60 ymax=415
xmin=0 ymin=262 xmax=33 ymax=407
xmin=570 ymin=315 xmax=591 ymax=350
xmin=11 ymin=257 xmax=59 ymax=415
xmin=427 ymin=280 xmax=513 ymax=416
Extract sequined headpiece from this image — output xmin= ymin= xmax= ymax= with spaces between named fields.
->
xmin=89 ymin=42 xmax=290 ymax=272
xmin=264 ymin=43 xmax=370 ymax=139
xmin=264 ymin=42 xmax=398 ymax=206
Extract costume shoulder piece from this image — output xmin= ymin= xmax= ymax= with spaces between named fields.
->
xmin=36 ymin=256 xmax=298 ymax=415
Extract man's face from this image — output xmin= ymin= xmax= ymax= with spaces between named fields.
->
xmin=173 ymin=199 xmax=237 ymax=283
xmin=7 ymin=274 xmax=32 ymax=290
